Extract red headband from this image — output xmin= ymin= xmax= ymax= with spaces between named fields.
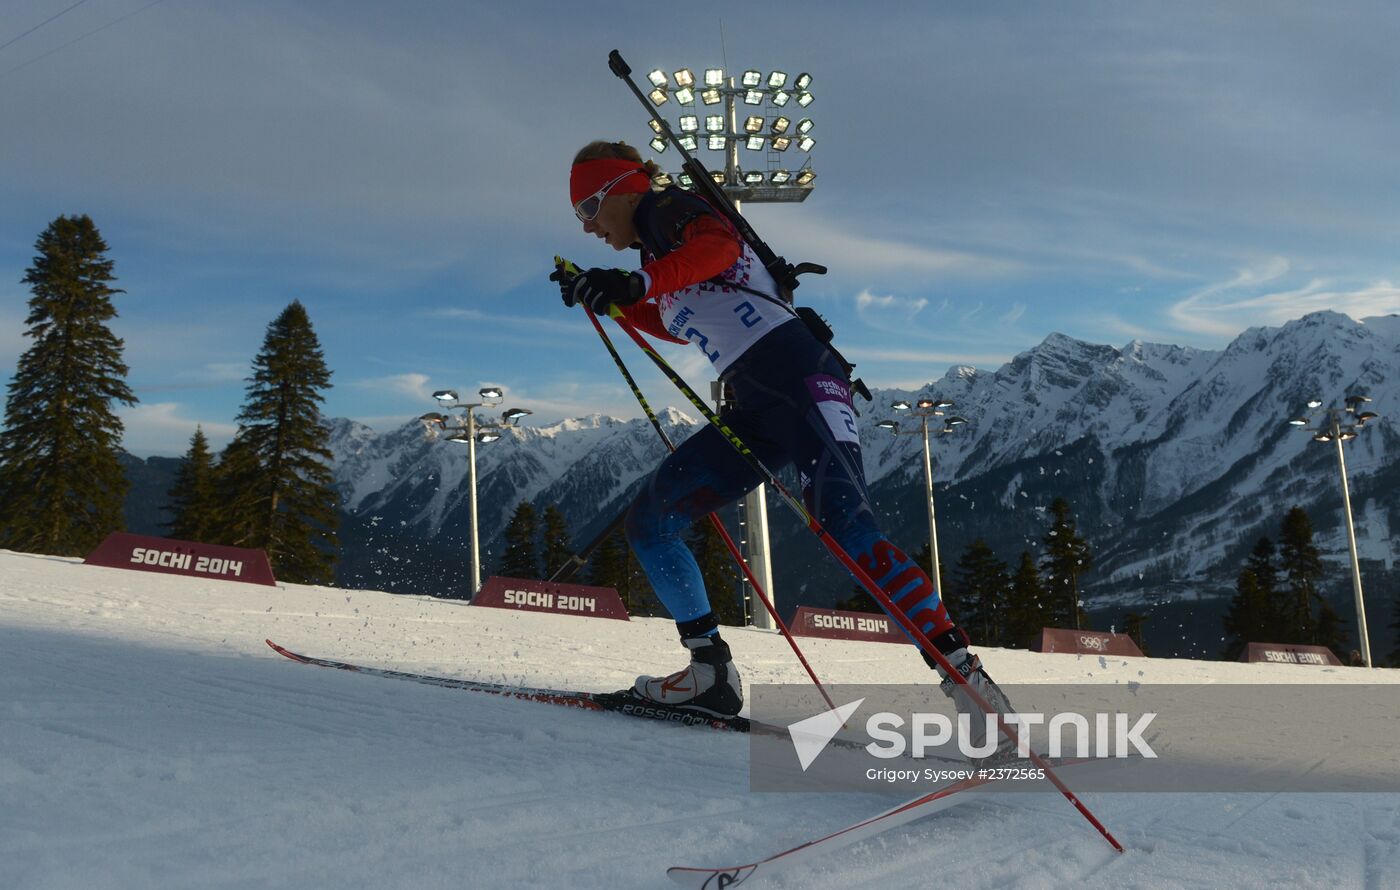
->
xmin=569 ymin=157 xmax=650 ymax=206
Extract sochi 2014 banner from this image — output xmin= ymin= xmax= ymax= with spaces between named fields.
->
xmin=473 ymin=576 xmax=630 ymax=620
xmin=84 ymin=532 xmax=277 ymax=586
xmin=790 ymin=606 xmax=908 ymax=644
xmin=1238 ymin=642 xmax=1342 ymax=666
xmin=1034 ymin=627 xmax=1145 ymax=657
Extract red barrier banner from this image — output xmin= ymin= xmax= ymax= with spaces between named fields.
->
xmin=1238 ymin=643 xmax=1342 ymax=666
xmin=473 ymin=576 xmax=630 ymax=621
xmin=84 ymin=532 xmax=277 ymax=586
xmin=1034 ymin=628 xmax=1145 ymax=657
xmin=790 ymin=606 xmax=908 ymax=644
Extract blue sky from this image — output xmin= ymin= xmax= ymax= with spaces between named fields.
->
xmin=4 ymin=0 xmax=1399 ymax=456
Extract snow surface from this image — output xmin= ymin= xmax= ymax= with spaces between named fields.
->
xmin=3 ymin=549 xmax=1398 ymax=889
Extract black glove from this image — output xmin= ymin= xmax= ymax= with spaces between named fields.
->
xmin=553 ymin=266 xmax=645 ymax=314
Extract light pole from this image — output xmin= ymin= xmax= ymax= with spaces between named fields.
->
xmin=876 ymin=399 xmax=968 ymax=602
xmin=422 ymin=387 xmax=532 ymax=599
xmin=647 ymin=64 xmax=817 ymax=629
xmin=1287 ymin=393 xmax=1382 ymax=667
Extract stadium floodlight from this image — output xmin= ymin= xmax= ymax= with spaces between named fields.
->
xmin=648 ymin=119 xmax=664 ymax=134
xmin=647 ymin=69 xmax=668 ymax=88
xmin=708 ymin=135 xmax=726 ymax=150
xmin=704 ymin=68 xmax=724 ymax=86
xmin=675 ymin=86 xmax=695 ymax=105
xmin=796 ymin=91 xmax=814 ymax=107
xmin=799 ymin=135 xmax=815 ymax=152
xmin=771 ymin=116 xmax=790 ymax=134
xmin=771 ymin=90 xmax=791 ymax=107
xmin=650 ymin=137 xmax=667 ymax=153
xmin=701 ymin=87 xmax=722 ymax=105
xmin=678 ymin=173 xmax=694 ymax=187
xmin=744 ymin=170 xmax=765 ymax=184
xmin=797 ymin=118 xmax=814 ymax=134
xmin=425 ymin=385 xmax=523 ymax=598
xmin=679 ymin=114 xmax=699 ymax=133
xmin=795 ymin=170 xmax=816 ymax=185
xmin=678 ymin=134 xmax=698 ymax=151
xmin=744 ymin=89 xmax=764 ymax=105
xmin=745 ymin=115 xmax=764 ymax=133
xmin=654 ymin=172 xmax=674 ymax=187
xmin=746 ymin=135 xmax=765 ymax=151
xmin=705 ymin=115 xmax=724 ymax=132
xmin=1288 ymin=394 xmax=1383 ymax=666
xmin=875 ymin=420 xmax=898 ymax=430
xmin=673 ymin=68 xmax=695 ymax=88
xmin=771 ymin=136 xmax=791 ymax=151
xmin=944 ymin=415 xmax=969 ymax=427
xmin=709 ymin=169 xmax=726 ymax=184
xmin=771 ymin=169 xmax=791 ymax=183
xmin=649 ymin=87 xmax=668 ymax=105
xmin=794 ymin=72 xmax=812 ymax=90
xmin=892 ymin=400 xmax=912 ymax=411
xmin=742 ymin=69 xmax=762 ymax=87
xmin=767 ymin=70 xmax=787 ymax=89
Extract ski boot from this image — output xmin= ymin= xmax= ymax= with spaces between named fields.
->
xmin=926 ymin=628 xmax=1019 ymax=765
xmin=633 ymin=629 xmax=743 ymax=718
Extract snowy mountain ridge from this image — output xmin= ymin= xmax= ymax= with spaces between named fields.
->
xmin=326 ymin=311 xmax=1399 ymax=649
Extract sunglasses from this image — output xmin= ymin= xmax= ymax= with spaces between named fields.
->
xmin=573 ymin=169 xmax=640 ymax=222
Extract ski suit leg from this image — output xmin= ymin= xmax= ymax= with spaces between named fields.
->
xmin=724 ymin=324 xmax=959 ymax=644
xmin=623 ymin=420 xmax=774 ymax=627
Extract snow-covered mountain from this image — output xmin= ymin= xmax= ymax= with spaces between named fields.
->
xmin=326 ymin=311 xmax=1399 ymax=655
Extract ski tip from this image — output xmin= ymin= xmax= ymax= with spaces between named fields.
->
xmin=666 ymin=864 xmax=757 ymax=888
xmin=264 ymin=639 xmax=306 ymax=662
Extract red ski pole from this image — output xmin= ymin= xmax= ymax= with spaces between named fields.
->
xmin=605 ymin=307 xmax=1124 ymax=853
xmin=574 ymin=296 xmax=837 ymax=714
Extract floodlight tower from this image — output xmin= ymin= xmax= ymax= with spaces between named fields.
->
xmin=421 ymin=387 xmax=532 ymax=598
xmin=1287 ymin=394 xmax=1382 ymax=667
xmin=644 ymin=64 xmax=817 ymax=628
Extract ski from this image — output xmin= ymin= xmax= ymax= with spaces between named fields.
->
xmin=264 ymin=640 xmax=970 ymax=764
xmin=265 ymin=639 xmax=751 ymax=732
xmin=668 ymin=757 xmax=1115 ymax=888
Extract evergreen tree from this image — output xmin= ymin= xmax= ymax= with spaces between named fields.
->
xmin=0 ymin=215 xmax=137 ymax=556
xmin=1222 ymin=567 xmax=1270 ymax=659
xmin=1004 ymin=551 xmax=1047 ymax=649
xmin=1243 ymin=536 xmax=1284 ymax=638
xmin=1040 ymin=497 xmax=1092 ymax=629
xmin=214 ymin=301 xmax=338 ymax=584
xmin=499 ymin=501 xmax=540 ymax=578
xmin=167 ymin=426 xmax=219 ymax=541
xmin=1390 ymin=594 xmax=1400 ymax=668
xmin=1277 ymin=506 xmax=1328 ymax=645
xmin=539 ymin=505 xmax=572 ymax=579
xmin=1122 ymin=611 xmax=1150 ymax=656
xmin=688 ymin=519 xmax=743 ymax=626
xmin=588 ymin=528 xmax=658 ymax=616
xmin=953 ymin=538 xmax=1010 ymax=646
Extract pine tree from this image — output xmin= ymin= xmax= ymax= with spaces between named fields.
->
xmin=1004 ymin=551 xmax=1047 ymax=649
xmin=0 ymin=215 xmax=137 ymax=556
xmin=1040 ymin=497 xmax=1093 ymax=630
xmin=1122 ymin=612 xmax=1150 ymax=656
xmin=1390 ymin=593 xmax=1400 ymax=668
xmin=953 ymin=538 xmax=1010 ymax=646
xmin=214 ymin=301 xmax=338 ymax=584
xmin=1277 ymin=506 xmax=1327 ymax=645
xmin=1222 ymin=567 xmax=1270 ymax=660
xmin=1243 ymin=536 xmax=1284 ymax=638
xmin=499 ymin=501 xmax=540 ymax=578
xmin=539 ymin=505 xmax=572 ymax=579
xmin=686 ymin=519 xmax=744 ymax=626
xmin=167 ymin=426 xmax=219 ymax=541
xmin=588 ymin=528 xmax=658 ymax=615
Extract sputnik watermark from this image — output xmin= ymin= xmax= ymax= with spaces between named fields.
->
xmin=789 ymin=700 xmax=1159 ymax=771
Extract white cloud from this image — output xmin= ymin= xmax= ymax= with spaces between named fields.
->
xmin=1169 ymin=258 xmax=1400 ymax=337
xmin=353 ymin=372 xmax=433 ymax=401
xmin=118 ymin=403 xmax=237 ymax=458
xmin=855 ymin=290 xmax=929 ymax=327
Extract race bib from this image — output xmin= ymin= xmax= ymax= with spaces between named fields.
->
xmin=806 ymin=374 xmax=859 ymax=444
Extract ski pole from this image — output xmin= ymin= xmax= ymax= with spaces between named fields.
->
xmin=558 ymin=260 xmax=835 ymax=712
xmin=603 ymin=307 xmax=1124 ymax=853
xmin=547 ymin=508 xmax=627 ymax=583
